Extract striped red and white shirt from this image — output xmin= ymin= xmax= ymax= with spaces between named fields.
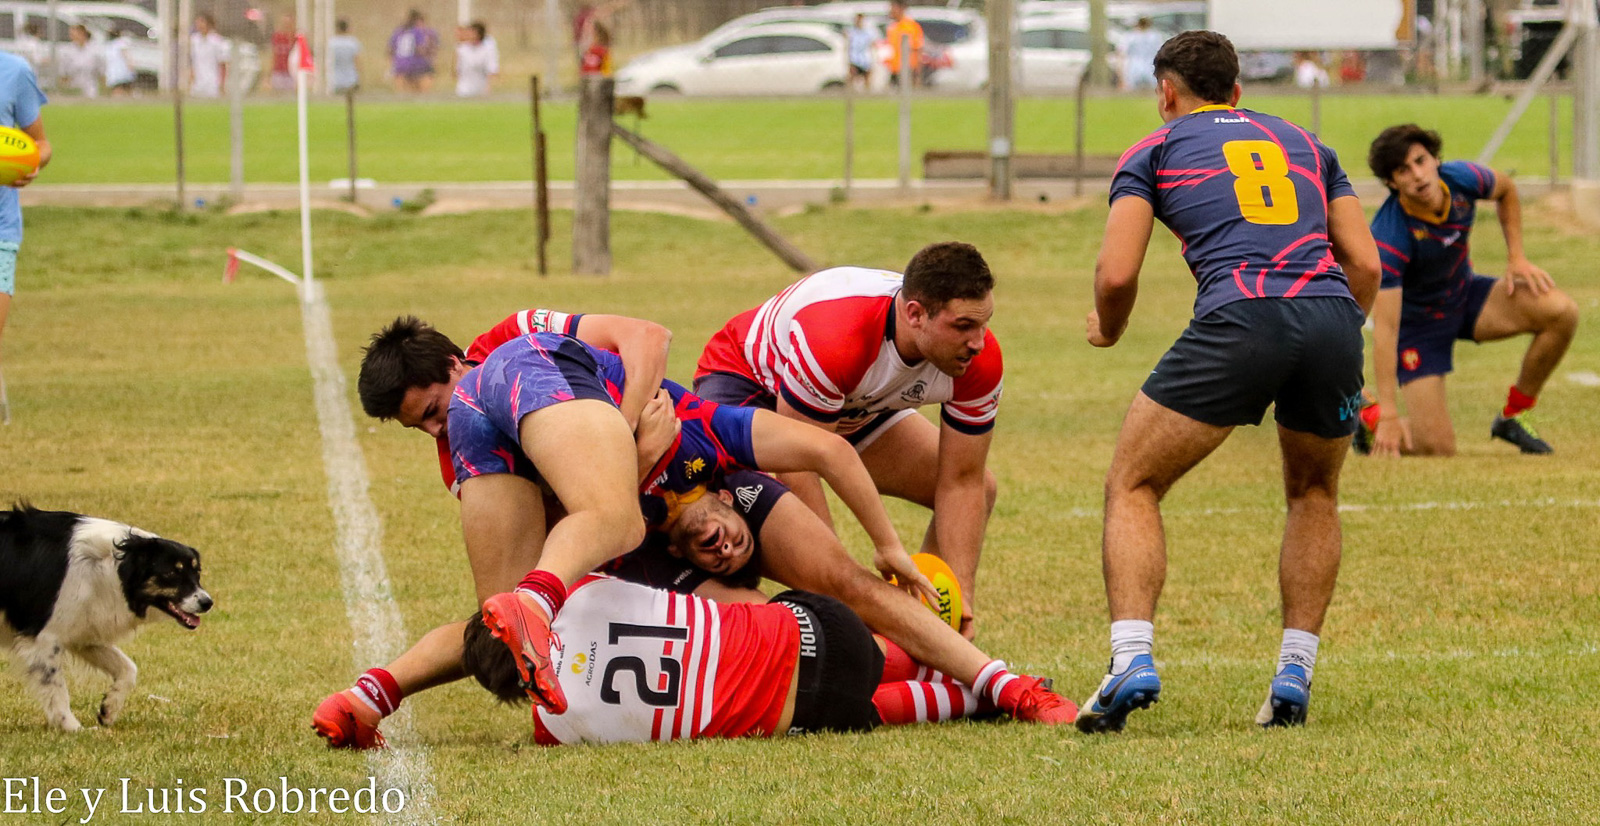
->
xmin=533 ymin=576 xmax=800 ymax=745
xmin=696 ymin=267 xmax=1003 ymax=436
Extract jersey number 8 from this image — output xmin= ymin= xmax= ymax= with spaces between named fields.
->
xmin=1222 ymin=140 xmax=1299 ymax=226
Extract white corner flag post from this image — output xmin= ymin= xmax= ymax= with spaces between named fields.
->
xmin=295 ymin=30 xmax=316 ymax=304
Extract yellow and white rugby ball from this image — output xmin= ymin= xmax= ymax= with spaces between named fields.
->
xmin=893 ymin=553 xmax=963 ymax=632
xmin=0 ymin=126 xmax=38 ymax=186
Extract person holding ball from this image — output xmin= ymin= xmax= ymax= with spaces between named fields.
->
xmin=0 ymin=49 xmax=50 ymax=424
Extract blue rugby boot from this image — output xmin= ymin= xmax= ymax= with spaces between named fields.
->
xmin=1255 ymin=663 xmax=1311 ymax=728
xmin=1075 ymin=654 xmax=1161 ymax=733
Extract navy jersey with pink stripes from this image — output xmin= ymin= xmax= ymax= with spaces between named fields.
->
xmin=1110 ymin=105 xmax=1358 ymax=319
xmin=1369 ymin=160 xmax=1497 ymax=321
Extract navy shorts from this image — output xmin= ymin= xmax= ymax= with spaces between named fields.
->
xmin=693 ymin=372 xmax=907 ymax=450
xmin=771 ymin=590 xmax=884 ymax=735
xmin=1396 ymin=275 xmax=1497 ymax=385
xmin=1142 ymin=297 xmax=1366 ymax=439
xmin=601 ymin=470 xmax=788 ymax=594
xmin=447 ymin=336 xmax=617 ymax=486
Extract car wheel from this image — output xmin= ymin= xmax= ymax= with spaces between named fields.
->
xmin=649 ymin=84 xmax=682 ymax=96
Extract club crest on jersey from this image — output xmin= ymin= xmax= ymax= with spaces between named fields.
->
xmin=900 ymin=381 xmax=927 ymax=403
xmin=1412 ymin=227 xmax=1431 ymax=242
xmin=735 ymin=484 xmax=763 ymax=512
xmin=1402 ymin=348 xmax=1421 ymax=371
xmin=684 ymin=457 xmax=706 ymax=477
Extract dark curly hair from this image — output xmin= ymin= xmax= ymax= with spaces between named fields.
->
xmin=1368 ymin=124 xmax=1443 ymax=185
xmin=462 ymin=611 xmax=530 ymax=704
xmin=1152 ymin=30 xmax=1238 ymax=105
xmin=356 ymin=316 xmax=465 ymax=420
xmin=901 ymin=242 xmax=994 ymax=315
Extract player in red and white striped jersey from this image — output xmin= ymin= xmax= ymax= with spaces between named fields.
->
xmin=696 ymin=242 xmax=1002 ymax=638
xmin=461 ymin=575 xmax=1074 ymax=744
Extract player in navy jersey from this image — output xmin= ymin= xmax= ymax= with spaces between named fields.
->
xmin=1077 ymin=31 xmax=1381 ymax=733
xmin=1358 ymin=124 xmax=1578 ymax=456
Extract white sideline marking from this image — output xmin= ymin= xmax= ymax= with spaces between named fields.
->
xmin=301 ymin=282 xmax=438 ymax=824
xmin=1060 ymin=497 xmax=1600 ymax=521
xmin=1567 ymin=370 xmax=1600 ymax=387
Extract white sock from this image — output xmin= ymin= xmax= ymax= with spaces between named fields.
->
xmin=514 ymin=587 xmax=556 ymax=619
xmin=1278 ymin=629 xmax=1319 ymax=684
xmin=1110 ymin=619 xmax=1154 ymax=675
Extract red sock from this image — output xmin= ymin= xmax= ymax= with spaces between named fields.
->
xmin=872 ymin=681 xmax=979 ymax=725
xmin=515 ymin=570 xmax=568 ymax=617
xmin=1359 ymin=402 xmax=1381 ymax=430
xmin=972 ymin=659 xmax=1020 ymax=708
xmin=1504 ymin=386 xmax=1536 ymax=418
xmin=876 ymin=637 xmax=959 ymax=684
xmin=352 ymin=667 xmax=402 ymax=717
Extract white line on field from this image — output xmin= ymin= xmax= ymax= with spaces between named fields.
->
xmin=1568 ymin=370 xmax=1600 ymax=387
xmin=301 ymin=282 xmax=438 ymax=825
xmin=1059 ymin=497 xmax=1600 ymax=521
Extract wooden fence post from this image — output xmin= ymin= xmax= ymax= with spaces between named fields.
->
xmin=573 ymin=75 xmax=614 ymax=275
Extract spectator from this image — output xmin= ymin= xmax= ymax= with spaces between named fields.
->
xmin=848 ymin=13 xmax=874 ymax=90
xmin=189 ymin=13 xmax=229 ymax=98
xmin=454 ymin=21 xmax=499 ymax=97
xmin=1294 ymin=51 xmax=1330 ymax=88
xmin=0 ymin=50 xmax=50 ymax=424
xmin=389 ymin=9 xmax=439 ymax=93
xmin=574 ymin=1 xmax=629 ymax=69
xmin=103 ymin=28 xmax=136 ymax=96
xmin=1119 ymin=18 xmax=1163 ymax=90
xmin=579 ymin=21 xmax=612 ymax=77
xmin=269 ymin=14 xmax=296 ymax=92
xmin=1339 ymin=51 xmax=1367 ymax=84
xmin=883 ymin=0 xmax=924 ymax=87
xmin=59 ymin=24 xmax=100 ymax=98
xmin=329 ymin=18 xmax=362 ymax=94
xmin=12 ymin=22 xmax=49 ymax=75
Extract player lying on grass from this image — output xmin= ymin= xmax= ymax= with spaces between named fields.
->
xmin=314 ymin=318 xmax=1075 ymax=746
xmin=695 ymin=242 xmax=1003 ymax=639
xmin=1356 ymin=124 xmax=1579 ymax=456
xmin=460 ymin=575 xmax=1045 ymax=745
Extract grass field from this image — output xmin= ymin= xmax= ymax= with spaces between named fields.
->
xmin=0 ymin=199 xmax=1597 ymax=824
xmin=41 ymin=91 xmax=1580 ymax=185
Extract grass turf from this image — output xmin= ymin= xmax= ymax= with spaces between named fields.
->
xmin=41 ymin=91 xmax=1580 ymax=185
xmin=0 ymin=201 xmax=1596 ymax=824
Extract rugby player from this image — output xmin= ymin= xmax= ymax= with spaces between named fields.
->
xmin=459 ymin=575 xmax=1039 ymax=745
xmin=1077 ymin=31 xmax=1381 ymax=731
xmin=1358 ymin=124 xmax=1579 ymax=456
xmin=695 ymin=242 xmax=1001 ymax=639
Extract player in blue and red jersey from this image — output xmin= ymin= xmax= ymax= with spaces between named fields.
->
xmin=1358 ymin=124 xmax=1578 ymax=456
xmin=1077 ymin=31 xmax=1381 ymax=733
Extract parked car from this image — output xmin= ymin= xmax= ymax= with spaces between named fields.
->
xmin=0 ymin=0 xmax=162 ymax=87
xmin=616 ymin=23 xmax=850 ymax=96
xmin=1018 ymin=11 xmax=1094 ymax=90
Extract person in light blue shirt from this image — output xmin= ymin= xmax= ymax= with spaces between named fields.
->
xmin=329 ymin=18 xmax=363 ymax=93
xmin=0 ymin=50 xmax=50 ymax=423
xmin=1119 ymin=18 xmax=1163 ymax=90
xmin=848 ymin=14 xmax=875 ymax=89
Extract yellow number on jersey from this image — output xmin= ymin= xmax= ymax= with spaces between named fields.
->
xmin=1222 ymin=140 xmax=1299 ymax=226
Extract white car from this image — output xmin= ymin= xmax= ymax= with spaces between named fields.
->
xmin=1018 ymin=12 xmax=1094 ymax=91
xmin=617 ymin=23 xmax=850 ymax=96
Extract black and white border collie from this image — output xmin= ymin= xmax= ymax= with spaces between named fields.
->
xmin=0 ymin=505 xmax=212 ymax=731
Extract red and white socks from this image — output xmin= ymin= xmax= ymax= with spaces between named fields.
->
xmin=873 ymin=681 xmax=981 ymax=725
xmin=346 ymin=667 xmax=403 ymax=724
xmin=515 ymin=570 xmax=568 ymax=619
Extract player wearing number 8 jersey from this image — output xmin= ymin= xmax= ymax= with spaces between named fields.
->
xmin=1077 ymin=31 xmax=1381 ymax=733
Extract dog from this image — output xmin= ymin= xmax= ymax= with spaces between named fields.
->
xmin=0 ymin=504 xmax=212 ymax=731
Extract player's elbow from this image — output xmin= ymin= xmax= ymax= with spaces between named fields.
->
xmin=1094 ymin=259 xmax=1139 ymax=296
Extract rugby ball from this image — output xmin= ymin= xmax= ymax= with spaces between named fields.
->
xmin=894 ymin=553 xmax=963 ymax=632
xmin=0 ymin=126 xmax=39 ymax=186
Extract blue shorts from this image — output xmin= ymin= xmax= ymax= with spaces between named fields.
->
xmin=0 ymin=241 xmax=18 ymax=295
xmin=447 ymin=335 xmax=618 ymax=486
xmin=1142 ymin=296 xmax=1367 ymax=439
xmin=692 ymin=371 xmax=912 ymax=451
xmin=1396 ymin=275 xmax=1497 ymax=385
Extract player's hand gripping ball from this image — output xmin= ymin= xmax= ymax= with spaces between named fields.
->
xmin=892 ymin=553 xmax=963 ymax=632
xmin=0 ymin=127 xmax=40 ymax=186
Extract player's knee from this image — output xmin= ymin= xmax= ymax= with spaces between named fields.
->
xmin=1549 ymin=290 xmax=1580 ymax=333
xmin=1410 ymin=433 xmax=1456 ymax=457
